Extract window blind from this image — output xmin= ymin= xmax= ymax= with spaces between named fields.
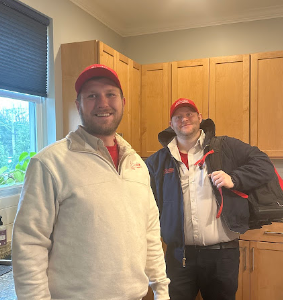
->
xmin=0 ymin=0 xmax=50 ymax=97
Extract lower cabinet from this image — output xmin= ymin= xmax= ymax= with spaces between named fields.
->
xmin=143 ymin=223 xmax=283 ymax=300
xmin=237 ymin=222 xmax=283 ymax=300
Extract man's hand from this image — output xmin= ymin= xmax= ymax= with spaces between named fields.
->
xmin=209 ymin=170 xmax=234 ymax=189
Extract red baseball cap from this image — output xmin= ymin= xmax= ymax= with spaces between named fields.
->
xmin=75 ymin=64 xmax=123 ymax=95
xmin=170 ymin=98 xmax=199 ymax=119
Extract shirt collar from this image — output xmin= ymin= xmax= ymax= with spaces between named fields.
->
xmin=167 ymin=130 xmax=206 ymax=160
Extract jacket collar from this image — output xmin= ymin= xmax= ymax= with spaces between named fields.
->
xmin=158 ymin=118 xmax=216 ymax=148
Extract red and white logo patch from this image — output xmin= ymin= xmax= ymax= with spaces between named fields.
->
xmin=130 ymin=161 xmax=142 ymax=170
xmin=164 ymin=168 xmax=174 ymax=174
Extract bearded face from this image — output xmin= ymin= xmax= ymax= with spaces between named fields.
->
xmin=170 ymin=106 xmax=202 ymax=140
xmin=76 ymin=78 xmax=125 ymax=138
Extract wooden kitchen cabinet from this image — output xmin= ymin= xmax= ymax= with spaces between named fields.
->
xmin=115 ymin=51 xmax=131 ymax=142
xmin=209 ymin=55 xmax=250 ymax=143
xmin=61 ymin=40 xmax=141 ymax=148
xmin=130 ymin=61 xmax=142 ymax=156
xmin=141 ymin=63 xmax=171 ymax=157
xmin=236 ymin=240 xmax=250 ymax=300
xmin=61 ymin=40 xmax=97 ymax=137
xmin=171 ymin=55 xmax=250 ymax=143
xmin=250 ymin=50 xmax=283 ymax=157
xmin=171 ymin=58 xmax=209 ymax=119
xmin=236 ymin=222 xmax=283 ymax=300
xmin=97 ymin=41 xmax=133 ymax=143
xmin=141 ymin=58 xmax=210 ymax=158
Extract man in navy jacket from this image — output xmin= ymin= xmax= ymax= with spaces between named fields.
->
xmin=146 ymin=98 xmax=274 ymax=300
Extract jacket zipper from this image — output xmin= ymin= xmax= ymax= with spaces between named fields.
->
xmin=172 ymin=156 xmax=187 ymax=268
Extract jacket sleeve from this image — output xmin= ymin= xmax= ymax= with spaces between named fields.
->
xmin=224 ymin=137 xmax=275 ymax=192
xmin=12 ymin=158 xmax=58 ymax=300
xmin=145 ymin=157 xmax=163 ymax=215
xmin=145 ymin=176 xmax=170 ymax=299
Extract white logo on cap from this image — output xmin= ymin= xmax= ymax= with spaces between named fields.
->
xmin=175 ymin=99 xmax=190 ymax=106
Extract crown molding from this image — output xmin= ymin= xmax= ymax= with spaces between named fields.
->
xmin=70 ymin=0 xmax=283 ymax=37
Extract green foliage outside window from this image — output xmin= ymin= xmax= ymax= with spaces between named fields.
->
xmin=0 ymin=102 xmax=36 ymax=186
xmin=0 ymin=151 xmax=36 ymax=185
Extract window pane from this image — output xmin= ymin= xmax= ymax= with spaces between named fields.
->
xmin=0 ymin=97 xmax=36 ymax=186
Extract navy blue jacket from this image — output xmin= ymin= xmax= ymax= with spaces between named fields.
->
xmin=145 ymin=119 xmax=274 ymax=262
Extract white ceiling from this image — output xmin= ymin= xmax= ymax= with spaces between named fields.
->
xmin=70 ymin=0 xmax=283 ymax=37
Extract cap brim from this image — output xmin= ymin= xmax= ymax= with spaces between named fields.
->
xmin=75 ymin=67 xmax=122 ymax=94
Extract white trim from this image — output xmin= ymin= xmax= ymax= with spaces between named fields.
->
xmin=0 ymin=89 xmax=42 ymax=104
xmin=36 ymin=98 xmax=48 ymax=151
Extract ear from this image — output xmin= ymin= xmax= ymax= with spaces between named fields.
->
xmin=198 ymin=113 xmax=203 ymax=123
xmin=169 ymin=120 xmax=173 ymax=129
xmin=75 ymin=100 xmax=80 ymax=112
xmin=122 ymin=97 xmax=126 ymax=106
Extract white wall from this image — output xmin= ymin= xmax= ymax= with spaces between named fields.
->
xmin=123 ymin=17 xmax=283 ymax=64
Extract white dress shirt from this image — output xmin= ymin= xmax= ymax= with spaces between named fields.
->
xmin=168 ymin=130 xmax=239 ymax=246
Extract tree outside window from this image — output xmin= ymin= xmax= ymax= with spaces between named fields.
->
xmin=0 ymin=98 xmax=36 ymax=186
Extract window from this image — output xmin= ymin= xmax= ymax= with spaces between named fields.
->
xmin=0 ymin=0 xmax=50 ymax=192
xmin=0 ymin=90 xmax=47 ymax=188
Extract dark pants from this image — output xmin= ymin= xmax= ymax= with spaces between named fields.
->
xmin=166 ymin=242 xmax=240 ymax=300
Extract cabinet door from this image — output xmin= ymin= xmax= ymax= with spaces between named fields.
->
xmin=131 ymin=61 xmax=142 ymax=155
xmin=250 ymin=241 xmax=283 ymax=300
xmin=115 ymin=53 xmax=131 ymax=142
xmin=236 ymin=240 xmax=250 ymax=300
xmin=172 ymin=59 xmax=209 ymax=118
xmin=250 ymin=51 xmax=283 ymax=157
xmin=209 ymin=55 xmax=250 ymax=143
xmin=61 ymin=40 xmax=98 ymax=136
xmin=98 ymin=41 xmax=116 ymax=70
xmin=98 ymin=42 xmax=136 ymax=145
xmin=141 ymin=63 xmax=171 ymax=157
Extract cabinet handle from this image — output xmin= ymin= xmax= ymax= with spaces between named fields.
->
xmin=264 ymin=231 xmax=283 ymax=235
xmin=251 ymin=247 xmax=255 ymax=272
xmin=243 ymin=247 xmax=247 ymax=271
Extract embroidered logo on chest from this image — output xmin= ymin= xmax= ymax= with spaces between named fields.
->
xmin=130 ymin=161 xmax=142 ymax=170
xmin=164 ymin=168 xmax=174 ymax=174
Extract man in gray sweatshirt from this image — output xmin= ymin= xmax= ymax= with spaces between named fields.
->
xmin=12 ymin=64 xmax=170 ymax=300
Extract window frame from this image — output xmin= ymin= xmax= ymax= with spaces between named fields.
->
xmin=0 ymin=89 xmax=48 ymax=195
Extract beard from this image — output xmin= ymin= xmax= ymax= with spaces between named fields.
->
xmin=78 ymin=105 xmax=123 ymax=137
xmin=173 ymin=123 xmax=201 ymax=140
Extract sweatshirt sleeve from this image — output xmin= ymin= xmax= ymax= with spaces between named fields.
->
xmin=145 ymin=186 xmax=170 ymax=300
xmin=12 ymin=158 xmax=58 ymax=300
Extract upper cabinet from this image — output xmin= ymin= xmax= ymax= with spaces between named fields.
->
xmin=209 ymin=55 xmax=250 ymax=143
xmin=61 ymin=40 xmax=98 ymax=138
xmin=61 ymin=42 xmax=283 ymax=158
xmin=171 ymin=58 xmax=209 ymax=118
xmin=141 ymin=63 xmax=171 ymax=157
xmin=141 ymin=55 xmax=250 ymax=157
xmin=98 ymin=42 xmax=116 ymax=69
xmin=250 ymin=51 xmax=283 ymax=158
xmin=131 ymin=62 xmax=142 ymax=156
xmin=114 ymin=52 xmax=131 ymax=143
xmin=61 ymin=40 xmax=141 ymax=153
